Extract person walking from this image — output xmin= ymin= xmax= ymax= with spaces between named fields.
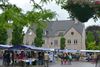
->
xmin=95 ymin=54 xmax=100 ymax=67
xmin=59 ymin=54 xmax=64 ymax=65
xmin=63 ymin=53 xmax=67 ymax=64
xmin=44 ymin=52 xmax=49 ymax=67
xmin=68 ymin=53 xmax=72 ymax=65
xmin=3 ymin=50 xmax=7 ymax=66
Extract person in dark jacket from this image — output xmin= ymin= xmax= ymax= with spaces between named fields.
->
xmin=38 ymin=52 xmax=44 ymax=65
xmin=6 ymin=51 xmax=11 ymax=66
xmin=3 ymin=51 xmax=7 ymax=65
xmin=3 ymin=50 xmax=11 ymax=66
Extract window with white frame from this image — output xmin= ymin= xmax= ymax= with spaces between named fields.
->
xmin=74 ymin=40 xmax=77 ymax=44
xmin=67 ymin=39 xmax=71 ymax=44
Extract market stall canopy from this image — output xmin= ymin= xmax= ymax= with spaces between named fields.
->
xmin=8 ymin=45 xmax=31 ymax=50
xmin=0 ymin=44 xmax=12 ymax=49
xmin=80 ymin=50 xmax=100 ymax=52
xmin=22 ymin=45 xmax=55 ymax=51
xmin=59 ymin=49 xmax=80 ymax=53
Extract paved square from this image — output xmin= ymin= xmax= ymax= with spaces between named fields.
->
xmin=49 ymin=61 xmax=95 ymax=67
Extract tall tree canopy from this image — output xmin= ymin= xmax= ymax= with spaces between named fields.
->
xmin=36 ymin=0 xmax=100 ymax=22
xmin=34 ymin=27 xmax=44 ymax=47
xmin=86 ymin=25 xmax=100 ymax=50
xmin=0 ymin=27 xmax=8 ymax=44
xmin=0 ymin=0 xmax=55 ymax=45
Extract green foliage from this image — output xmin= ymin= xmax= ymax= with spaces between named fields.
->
xmin=86 ymin=31 xmax=100 ymax=50
xmin=0 ymin=27 xmax=8 ymax=44
xmin=62 ymin=2 xmax=95 ymax=22
xmin=3 ymin=4 xmax=26 ymax=45
xmin=60 ymin=37 xmax=66 ymax=50
xmin=86 ymin=31 xmax=95 ymax=50
xmin=86 ymin=26 xmax=100 ymax=50
xmin=39 ymin=0 xmax=100 ymax=22
xmin=86 ymin=31 xmax=95 ymax=43
xmin=12 ymin=25 xmax=24 ymax=45
xmin=39 ymin=0 xmax=66 ymax=4
xmin=26 ymin=9 xmax=56 ymax=28
xmin=34 ymin=37 xmax=44 ymax=47
xmin=87 ymin=42 xmax=96 ymax=50
xmin=0 ymin=0 xmax=55 ymax=45
xmin=87 ymin=42 xmax=100 ymax=50
xmin=34 ymin=27 xmax=44 ymax=47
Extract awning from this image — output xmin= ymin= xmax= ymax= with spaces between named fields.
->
xmin=8 ymin=45 xmax=31 ymax=50
xmin=0 ymin=44 xmax=12 ymax=49
xmin=59 ymin=49 xmax=80 ymax=53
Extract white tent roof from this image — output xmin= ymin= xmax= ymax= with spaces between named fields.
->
xmin=24 ymin=45 xmax=54 ymax=51
xmin=0 ymin=44 xmax=12 ymax=47
xmin=59 ymin=49 xmax=79 ymax=53
xmin=80 ymin=50 xmax=100 ymax=52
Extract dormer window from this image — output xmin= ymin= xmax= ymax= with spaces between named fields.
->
xmin=58 ymin=32 xmax=64 ymax=36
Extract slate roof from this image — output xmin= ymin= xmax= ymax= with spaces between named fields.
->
xmin=45 ymin=20 xmax=84 ymax=37
xmin=26 ymin=20 xmax=84 ymax=37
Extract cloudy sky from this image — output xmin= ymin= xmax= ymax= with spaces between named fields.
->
xmin=8 ymin=0 xmax=100 ymax=28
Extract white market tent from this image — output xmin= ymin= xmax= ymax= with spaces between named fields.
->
xmin=59 ymin=49 xmax=79 ymax=53
xmin=59 ymin=49 xmax=100 ymax=53
xmin=24 ymin=45 xmax=55 ymax=51
xmin=0 ymin=44 xmax=54 ymax=51
xmin=80 ymin=50 xmax=100 ymax=53
xmin=0 ymin=44 xmax=12 ymax=49
xmin=0 ymin=44 xmax=99 ymax=53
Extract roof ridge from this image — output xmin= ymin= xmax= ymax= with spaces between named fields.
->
xmin=49 ymin=20 xmax=74 ymax=22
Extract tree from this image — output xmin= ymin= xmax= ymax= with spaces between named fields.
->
xmin=0 ymin=0 xmax=9 ymax=45
xmin=2 ymin=4 xmax=27 ymax=45
xmin=0 ymin=27 xmax=8 ymax=44
xmin=34 ymin=27 xmax=44 ymax=47
xmin=26 ymin=9 xmax=56 ymax=28
xmin=38 ymin=0 xmax=100 ymax=22
xmin=87 ymin=42 xmax=96 ymax=50
xmin=11 ymin=24 xmax=24 ymax=45
xmin=62 ymin=1 xmax=95 ymax=22
xmin=0 ymin=0 xmax=55 ymax=45
xmin=60 ymin=37 xmax=66 ymax=50
xmin=86 ymin=25 xmax=100 ymax=46
xmin=86 ymin=31 xmax=95 ymax=43
xmin=86 ymin=31 xmax=95 ymax=50
xmin=86 ymin=25 xmax=100 ymax=32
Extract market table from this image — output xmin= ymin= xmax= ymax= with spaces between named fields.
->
xmin=20 ymin=58 xmax=36 ymax=67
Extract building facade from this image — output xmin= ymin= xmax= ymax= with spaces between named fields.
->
xmin=23 ymin=20 xmax=86 ymax=50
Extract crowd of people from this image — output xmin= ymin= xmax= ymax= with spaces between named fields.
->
xmin=58 ymin=53 xmax=80 ymax=65
xmin=0 ymin=50 xmax=100 ymax=67
xmin=1 ymin=50 xmax=50 ymax=67
xmin=2 ymin=50 xmax=27 ymax=66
